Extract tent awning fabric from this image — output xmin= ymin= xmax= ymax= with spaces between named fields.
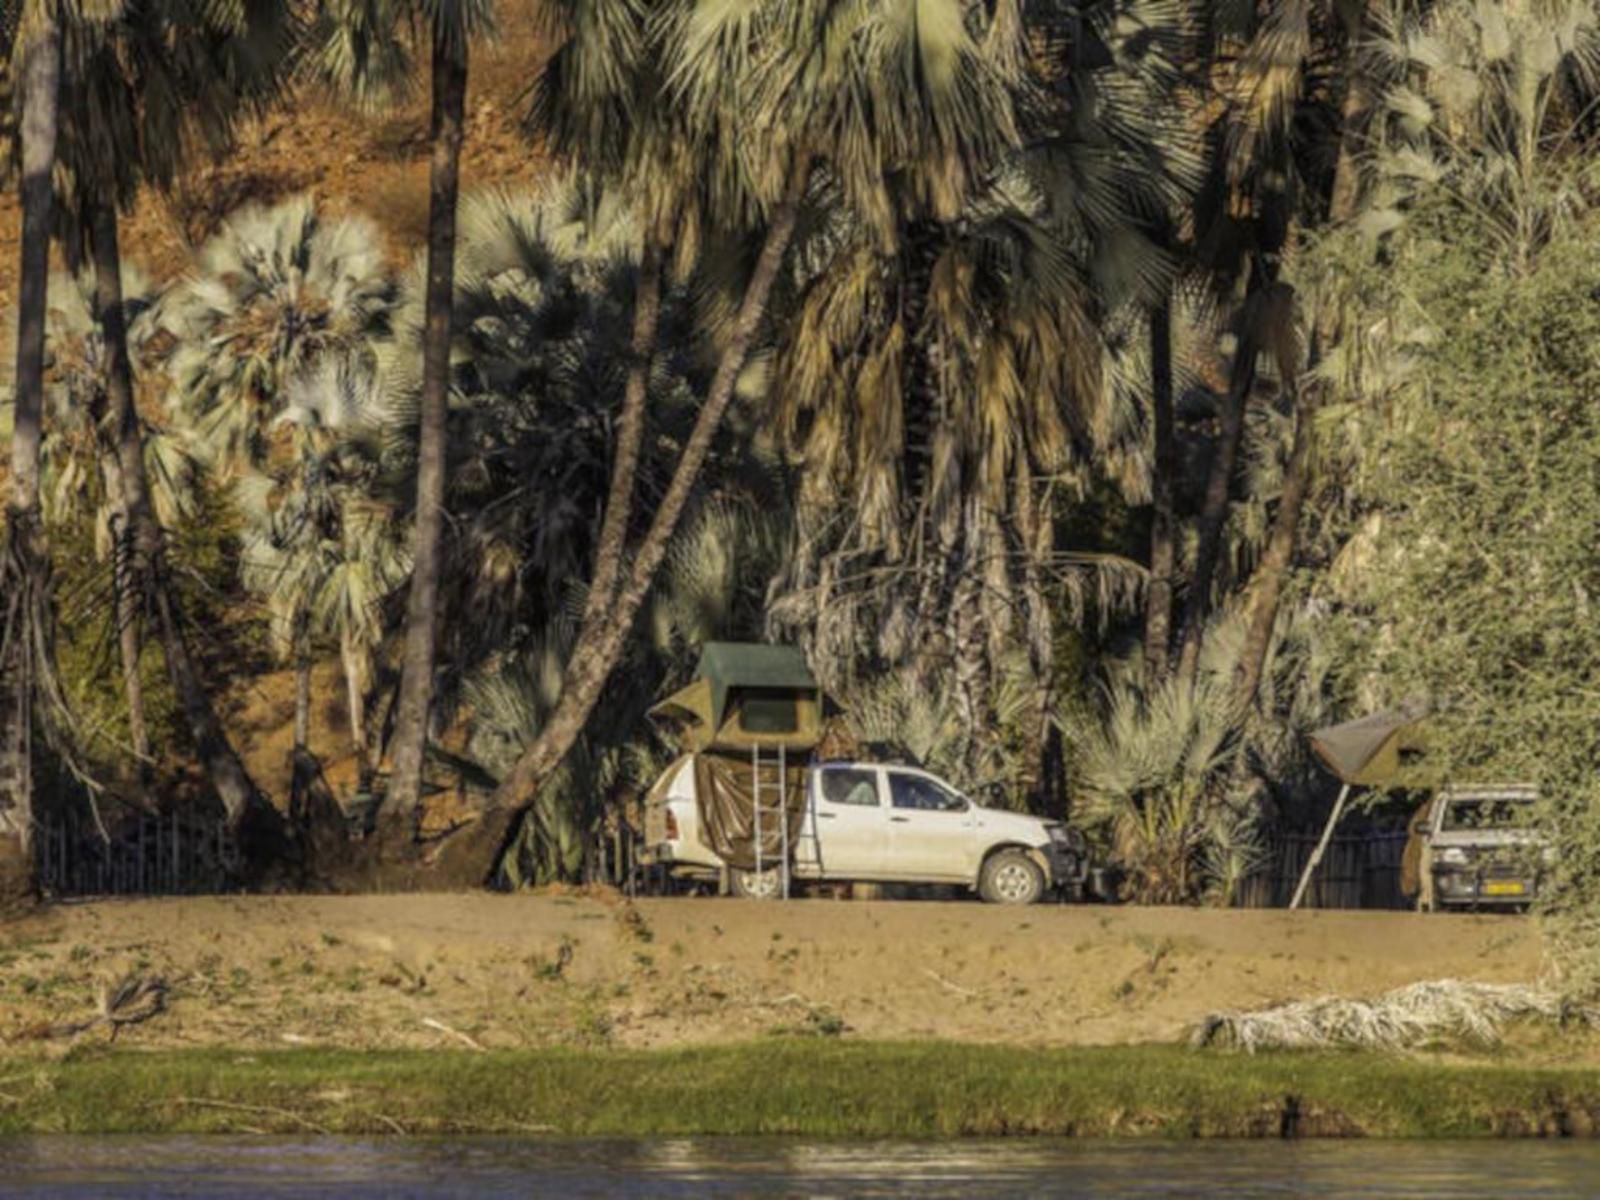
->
xmin=1307 ymin=704 xmax=1428 ymax=786
xmin=649 ymin=642 xmax=823 ymax=752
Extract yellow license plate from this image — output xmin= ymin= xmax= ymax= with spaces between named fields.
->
xmin=1483 ymin=881 xmax=1526 ymax=896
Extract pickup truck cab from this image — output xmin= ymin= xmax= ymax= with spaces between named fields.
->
xmin=649 ymin=758 xmax=1088 ymax=904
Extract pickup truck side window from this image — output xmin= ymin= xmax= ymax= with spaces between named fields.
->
xmin=889 ymin=773 xmax=967 ymax=813
xmin=820 ymin=768 xmax=880 ymax=807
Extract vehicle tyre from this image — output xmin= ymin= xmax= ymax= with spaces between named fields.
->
xmin=730 ymin=866 xmax=784 ymax=900
xmin=979 ymin=850 xmax=1044 ymax=905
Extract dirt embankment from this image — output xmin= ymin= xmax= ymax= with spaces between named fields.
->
xmin=0 ymin=894 xmax=1549 ymax=1054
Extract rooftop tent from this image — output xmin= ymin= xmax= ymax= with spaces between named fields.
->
xmin=1307 ymin=704 xmax=1429 ymax=786
xmin=648 ymin=642 xmax=823 ymax=752
xmin=1290 ymin=702 xmax=1429 ymax=909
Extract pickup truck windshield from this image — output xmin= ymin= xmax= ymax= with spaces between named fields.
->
xmin=1440 ymin=798 xmax=1535 ymax=831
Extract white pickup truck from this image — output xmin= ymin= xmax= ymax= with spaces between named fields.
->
xmin=647 ymin=758 xmax=1089 ymax=904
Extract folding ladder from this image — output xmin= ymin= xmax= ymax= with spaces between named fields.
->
xmin=750 ymin=743 xmax=791 ymax=899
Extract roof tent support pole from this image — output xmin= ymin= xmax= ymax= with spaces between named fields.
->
xmin=1289 ymin=783 xmax=1351 ymax=911
xmin=780 ymin=743 xmax=789 ymax=900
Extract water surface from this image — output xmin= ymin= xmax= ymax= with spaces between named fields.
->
xmin=2 ymin=1136 xmax=1598 ymax=1197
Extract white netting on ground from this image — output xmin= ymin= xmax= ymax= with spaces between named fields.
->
xmin=1192 ymin=980 xmax=1598 ymax=1052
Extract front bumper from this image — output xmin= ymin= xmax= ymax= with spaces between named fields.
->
xmin=1432 ymin=867 xmax=1539 ymax=906
xmin=1041 ymin=842 xmax=1090 ymax=890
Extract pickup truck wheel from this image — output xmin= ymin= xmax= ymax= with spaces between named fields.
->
xmin=730 ymin=867 xmax=783 ymax=900
xmin=979 ymin=850 xmax=1044 ymax=905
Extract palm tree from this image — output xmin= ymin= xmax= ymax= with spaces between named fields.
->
xmin=760 ymin=0 xmax=1192 ymax=796
xmin=26 ymin=264 xmax=196 ymax=762
xmin=369 ymin=178 xmax=745 ymax=812
xmin=1167 ymin=0 xmax=1352 ymax=684
xmin=279 ymin=359 xmax=408 ymax=769
xmin=1364 ymin=0 xmax=1600 ymax=272
xmin=417 ymin=0 xmax=1030 ymax=884
xmin=165 ymin=197 xmax=395 ymax=477
xmin=0 ymin=0 xmax=62 ymax=892
xmin=168 ymin=197 xmax=399 ymax=770
xmin=306 ymin=0 xmax=495 ymax=823
xmin=47 ymin=0 xmax=298 ymax=841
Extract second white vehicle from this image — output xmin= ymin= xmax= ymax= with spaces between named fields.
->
xmin=647 ymin=758 xmax=1089 ymax=905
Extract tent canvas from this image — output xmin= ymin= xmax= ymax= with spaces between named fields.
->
xmin=649 ymin=642 xmax=823 ymax=752
xmin=1307 ymin=704 xmax=1428 ymax=786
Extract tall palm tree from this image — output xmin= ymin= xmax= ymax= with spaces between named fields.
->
xmin=1169 ymin=0 xmax=1350 ymax=685
xmin=307 ymin=0 xmax=495 ymax=822
xmin=22 ymin=264 xmax=196 ymax=763
xmin=51 ymin=0 xmax=299 ymax=838
xmin=269 ymin=358 xmax=408 ymax=769
xmin=761 ymin=0 xmax=1192 ymax=794
xmin=347 ymin=175 xmax=776 ymax=882
xmin=0 ymin=0 xmax=62 ymax=891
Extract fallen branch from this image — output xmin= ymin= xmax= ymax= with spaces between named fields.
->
xmin=170 ymin=1097 xmax=330 ymax=1135
xmin=18 ymin=974 xmax=166 ymax=1041
xmin=373 ymin=1112 xmax=407 ymax=1136
xmin=422 ymin=1016 xmax=485 ymax=1051
xmin=922 ymin=969 xmax=977 ymax=998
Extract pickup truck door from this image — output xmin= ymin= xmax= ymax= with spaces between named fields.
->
xmin=884 ymin=770 xmax=979 ymax=882
xmin=807 ymin=766 xmax=890 ymax=878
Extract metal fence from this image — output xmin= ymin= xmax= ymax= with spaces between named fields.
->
xmin=1235 ymin=829 xmax=1410 ymax=910
xmin=35 ymin=806 xmax=237 ymax=897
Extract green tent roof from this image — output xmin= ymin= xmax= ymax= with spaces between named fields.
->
xmin=649 ymin=642 xmax=823 ymax=751
xmin=695 ymin=642 xmax=817 ymax=732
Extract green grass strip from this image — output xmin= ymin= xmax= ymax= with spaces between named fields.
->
xmin=3 ymin=1042 xmax=1599 ymax=1138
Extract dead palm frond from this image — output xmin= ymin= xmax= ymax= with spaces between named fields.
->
xmin=1194 ymin=979 xmax=1597 ymax=1052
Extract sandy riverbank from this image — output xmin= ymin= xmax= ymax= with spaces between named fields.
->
xmin=0 ymin=893 xmax=1548 ymax=1052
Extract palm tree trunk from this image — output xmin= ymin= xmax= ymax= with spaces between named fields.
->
xmin=1143 ymin=295 xmax=1177 ymax=685
xmin=93 ymin=397 xmax=150 ymax=762
xmin=1 ymin=8 xmax=62 ymax=896
xmin=90 ymin=195 xmax=266 ymax=831
xmin=293 ymin=654 xmax=311 ymax=754
xmin=112 ymin=532 xmax=150 ymax=762
xmin=580 ymin=242 xmax=663 ymax=628
xmin=421 ymin=152 xmax=815 ymax=886
xmin=1174 ymin=332 xmax=1257 ymax=683
xmin=1011 ymin=464 xmax=1058 ymax=811
xmin=1327 ymin=75 xmax=1371 ymax=225
xmin=385 ymin=26 xmax=469 ymax=821
xmin=8 ymin=11 xmax=58 ymax=524
xmin=1233 ymin=388 xmax=1317 ymax=712
xmin=1327 ymin=1 xmax=1379 ymax=225
xmin=341 ymin=631 xmax=371 ymax=768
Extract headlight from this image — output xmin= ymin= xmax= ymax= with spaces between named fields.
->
xmin=1435 ymin=847 xmax=1469 ymax=866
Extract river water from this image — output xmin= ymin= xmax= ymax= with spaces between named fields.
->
xmin=1 ymin=1137 xmax=1597 ymax=1197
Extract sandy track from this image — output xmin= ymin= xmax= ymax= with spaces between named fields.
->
xmin=0 ymin=894 xmax=1545 ymax=1052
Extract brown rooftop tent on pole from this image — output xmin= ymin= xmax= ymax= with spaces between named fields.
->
xmin=648 ymin=644 xmax=825 ymax=889
xmin=1290 ymin=703 xmax=1428 ymax=909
